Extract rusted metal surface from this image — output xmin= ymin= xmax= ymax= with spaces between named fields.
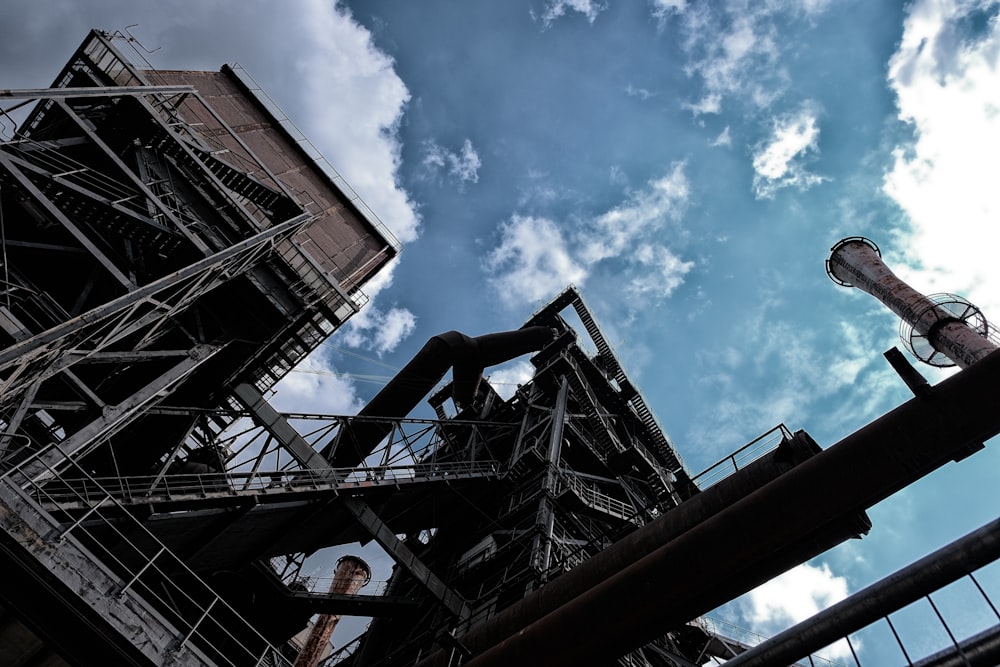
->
xmin=827 ymin=237 xmax=996 ymax=368
xmin=413 ymin=347 xmax=1000 ymax=667
xmin=724 ymin=516 xmax=1000 ymax=666
xmin=294 ymin=556 xmax=370 ymax=667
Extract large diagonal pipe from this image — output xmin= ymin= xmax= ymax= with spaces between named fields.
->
xmin=323 ymin=327 xmax=554 ymax=468
xmin=723 ymin=516 xmax=1000 ymax=666
xmin=416 ymin=347 xmax=1000 ymax=667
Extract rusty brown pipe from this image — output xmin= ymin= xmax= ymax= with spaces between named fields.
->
xmin=434 ymin=347 xmax=1000 ymax=667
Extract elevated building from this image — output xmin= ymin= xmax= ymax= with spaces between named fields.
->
xmin=3 ymin=32 xmax=1000 ymax=667
xmin=0 ymin=29 xmax=398 ymax=665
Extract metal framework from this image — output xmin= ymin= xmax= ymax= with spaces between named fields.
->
xmin=0 ymin=29 xmax=398 ymax=666
xmin=3 ymin=30 xmax=1000 ymax=667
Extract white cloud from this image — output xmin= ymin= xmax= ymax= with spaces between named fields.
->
xmin=667 ymin=2 xmax=835 ymax=115
xmin=711 ymin=125 xmax=732 ymax=147
xmin=487 ymin=360 xmax=536 ymax=399
xmin=626 ymin=84 xmax=654 ymax=100
xmin=294 ymin=0 xmax=421 ymax=244
xmin=686 ymin=291 xmax=892 ymax=457
xmin=423 ymin=138 xmax=482 ymax=186
xmin=341 ymin=304 xmax=417 ymax=355
xmin=739 ymin=562 xmax=856 ymax=660
xmin=487 ymin=165 xmax=694 ymax=308
xmin=579 ymin=163 xmax=690 ymax=263
xmin=884 ymin=0 xmax=1000 ymax=320
xmin=752 ymin=103 xmax=826 ymax=198
xmin=629 ymin=244 xmax=695 ymax=298
xmin=652 ymin=0 xmax=688 ymax=24
xmin=537 ymin=0 xmax=607 ymax=25
xmin=485 ymin=215 xmax=588 ymax=307
xmin=273 ymin=349 xmax=365 ymax=415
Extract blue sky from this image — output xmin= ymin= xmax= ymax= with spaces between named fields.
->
xmin=4 ymin=0 xmax=1000 ymax=661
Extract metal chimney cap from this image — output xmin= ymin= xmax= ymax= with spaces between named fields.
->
xmin=825 ymin=236 xmax=881 ymax=287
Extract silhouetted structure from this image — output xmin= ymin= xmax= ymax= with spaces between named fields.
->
xmin=2 ymin=32 xmax=1000 ymax=667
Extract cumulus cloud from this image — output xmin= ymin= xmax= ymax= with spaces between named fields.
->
xmin=486 ymin=164 xmax=694 ymax=308
xmin=738 ymin=562 xmax=856 ymax=660
xmin=485 ymin=215 xmax=588 ymax=307
xmin=536 ymin=0 xmax=607 ymax=26
xmin=294 ymin=0 xmax=421 ymax=244
xmin=423 ymin=138 xmax=482 ymax=186
xmin=884 ymin=0 xmax=1000 ymax=318
xmin=341 ymin=303 xmax=418 ymax=355
xmin=752 ymin=103 xmax=826 ymax=198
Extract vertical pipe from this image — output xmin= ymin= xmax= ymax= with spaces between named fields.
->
xmin=294 ymin=555 xmax=371 ymax=667
xmin=827 ymin=237 xmax=995 ymax=368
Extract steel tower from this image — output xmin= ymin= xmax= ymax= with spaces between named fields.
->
xmin=0 ymin=29 xmax=399 ymax=665
xmin=4 ymin=31 xmax=1000 ymax=667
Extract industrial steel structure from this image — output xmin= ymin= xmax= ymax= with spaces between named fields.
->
xmin=3 ymin=30 xmax=1000 ymax=667
xmin=0 ymin=29 xmax=400 ymax=665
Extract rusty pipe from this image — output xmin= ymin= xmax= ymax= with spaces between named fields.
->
xmin=454 ymin=347 xmax=1000 ymax=667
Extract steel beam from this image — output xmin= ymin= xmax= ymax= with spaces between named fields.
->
xmin=0 ymin=150 xmax=135 ymax=288
xmin=342 ymin=498 xmax=470 ymax=622
xmin=232 ymin=382 xmax=330 ymax=471
xmin=0 ymin=85 xmax=195 ymax=100
xmin=433 ymin=347 xmax=1000 ymax=667
xmin=724 ymin=516 xmax=1000 ymax=666
xmin=18 ymin=344 xmax=220 ymax=484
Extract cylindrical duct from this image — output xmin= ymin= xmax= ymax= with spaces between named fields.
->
xmin=424 ymin=345 xmax=1000 ymax=667
xmin=294 ymin=555 xmax=371 ymax=667
xmin=826 ymin=237 xmax=995 ymax=368
xmin=323 ymin=326 xmax=554 ymax=468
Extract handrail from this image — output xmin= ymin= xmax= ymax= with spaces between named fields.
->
xmin=690 ymin=424 xmax=793 ymax=490
xmin=35 ymin=460 xmax=502 ymax=508
xmin=555 ymin=471 xmax=639 ymax=525
xmin=1 ymin=441 xmax=294 ymax=666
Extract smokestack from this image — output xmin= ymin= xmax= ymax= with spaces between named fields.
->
xmin=294 ymin=555 xmax=371 ymax=667
xmin=826 ymin=237 xmax=995 ymax=368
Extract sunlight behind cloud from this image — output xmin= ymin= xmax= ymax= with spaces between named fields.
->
xmin=295 ymin=0 xmax=421 ymax=244
xmin=738 ymin=562 xmax=855 ymax=660
xmin=885 ymin=0 xmax=1000 ymax=318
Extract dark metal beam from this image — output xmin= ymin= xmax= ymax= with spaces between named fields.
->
xmin=18 ymin=344 xmax=221 ymax=484
xmin=0 ymin=85 xmax=195 ymax=100
xmin=724 ymin=516 xmax=1000 ymax=666
xmin=0 ymin=151 xmax=135 ymax=288
xmin=53 ymin=99 xmax=213 ymax=255
xmin=912 ymin=623 xmax=1000 ymax=667
xmin=440 ymin=347 xmax=1000 ymax=667
xmin=342 ymin=498 xmax=470 ymax=622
